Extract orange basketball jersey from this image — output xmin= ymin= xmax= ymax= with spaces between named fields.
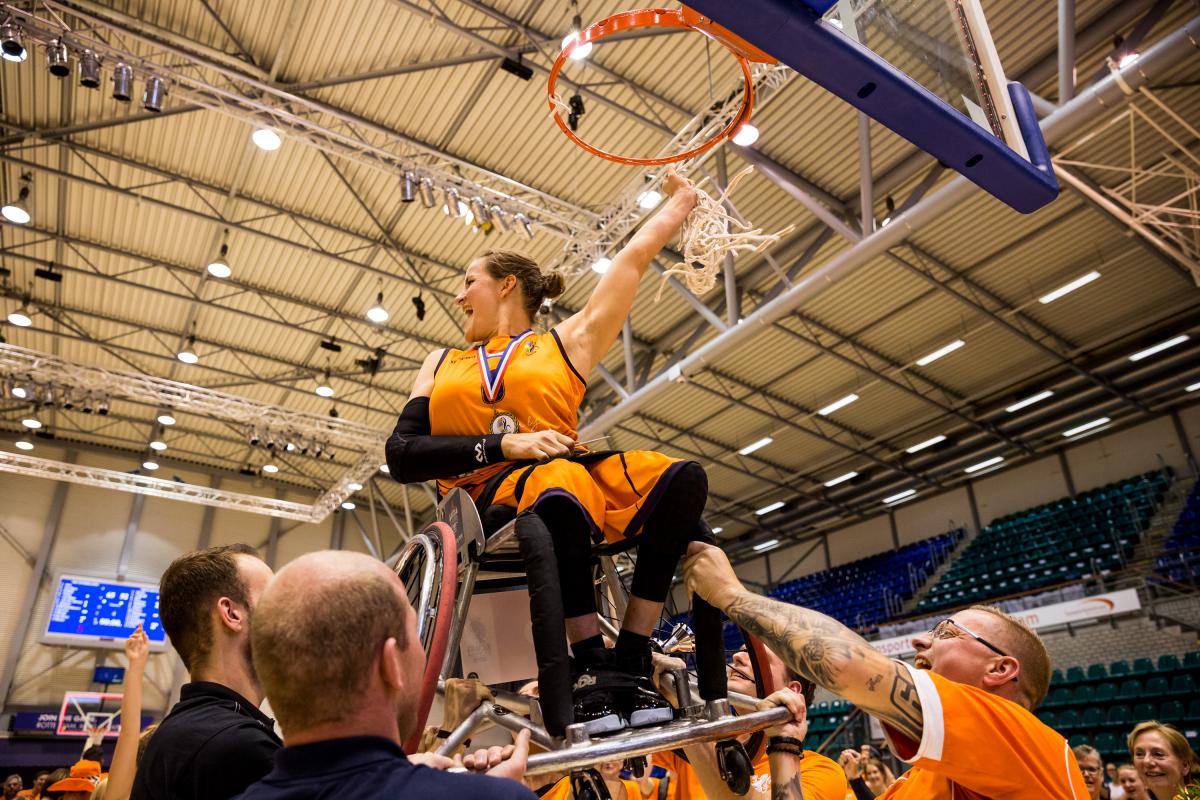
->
xmin=428 ymin=329 xmax=586 ymax=495
xmin=878 ymin=665 xmax=1089 ymax=800
xmin=653 ymin=747 xmax=848 ymax=800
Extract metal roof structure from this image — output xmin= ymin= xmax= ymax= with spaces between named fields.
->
xmin=1 ymin=0 xmax=1198 ymax=557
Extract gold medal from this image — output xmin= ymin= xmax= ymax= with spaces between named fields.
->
xmin=491 ymin=410 xmax=520 ymax=434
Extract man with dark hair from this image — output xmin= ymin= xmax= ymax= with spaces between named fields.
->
xmin=131 ymin=544 xmax=278 ymax=800
xmin=684 ymin=542 xmax=1089 ymax=799
xmin=236 ymin=550 xmax=535 ymax=800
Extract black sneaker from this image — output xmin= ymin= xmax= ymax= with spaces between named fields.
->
xmin=572 ymin=665 xmax=632 ymax=735
xmin=627 ymin=675 xmax=675 ymax=728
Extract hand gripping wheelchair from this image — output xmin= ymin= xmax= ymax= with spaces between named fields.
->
xmin=391 ymin=486 xmax=789 ymax=787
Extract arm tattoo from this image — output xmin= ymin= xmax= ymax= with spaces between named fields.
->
xmin=888 ymin=662 xmax=923 ymax=738
xmin=772 ymin=774 xmax=804 ymax=800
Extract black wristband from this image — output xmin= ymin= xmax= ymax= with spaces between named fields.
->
xmin=765 ymin=744 xmax=804 ymax=758
xmin=482 ymin=433 xmax=505 ymax=465
xmin=767 ymin=736 xmax=806 ymax=749
xmin=435 ymin=729 xmax=452 ymax=739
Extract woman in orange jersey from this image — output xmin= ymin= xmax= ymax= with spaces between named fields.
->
xmin=388 ymin=174 xmax=704 ymax=735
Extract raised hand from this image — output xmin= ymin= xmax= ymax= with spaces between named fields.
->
xmin=839 ymin=748 xmax=863 ymax=779
xmin=124 ymin=625 xmax=150 ymax=669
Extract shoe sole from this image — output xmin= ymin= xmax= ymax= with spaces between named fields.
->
xmin=582 ymin=713 xmax=628 ymax=735
xmin=629 ymin=707 xmax=675 ymax=728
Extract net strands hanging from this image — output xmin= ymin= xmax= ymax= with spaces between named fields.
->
xmin=658 ymin=165 xmax=794 ymax=298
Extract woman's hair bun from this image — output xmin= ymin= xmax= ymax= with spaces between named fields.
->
xmin=541 ymin=270 xmax=567 ymax=300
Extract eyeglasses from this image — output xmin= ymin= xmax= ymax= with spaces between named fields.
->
xmin=931 ymin=618 xmax=1011 ymax=659
xmin=1078 ymin=765 xmax=1103 ymax=775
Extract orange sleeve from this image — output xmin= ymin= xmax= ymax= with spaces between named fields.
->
xmin=799 ymin=750 xmax=851 ymax=800
xmin=882 ymin=664 xmax=1090 ymax=799
xmin=539 ymin=776 xmax=572 ymax=800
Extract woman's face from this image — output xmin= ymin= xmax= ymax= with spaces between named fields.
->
xmin=865 ymin=762 xmax=888 ymax=792
xmin=1133 ymin=731 xmax=1188 ymax=795
xmin=598 ymin=761 xmax=624 ymax=780
xmin=1118 ymin=766 xmax=1147 ymax=799
xmin=455 ymin=259 xmax=512 ymax=343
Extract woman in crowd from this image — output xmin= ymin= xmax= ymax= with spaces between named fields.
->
xmin=1118 ymin=763 xmax=1149 ymax=800
xmin=1129 ymin=721 xmax=1198 ymax=800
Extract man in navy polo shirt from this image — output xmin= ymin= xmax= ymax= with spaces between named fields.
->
xmin=234 ymin=550 xmax=534 ymax=800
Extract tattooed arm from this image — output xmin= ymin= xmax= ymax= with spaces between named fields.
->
xmin=682 ymin=543 xmax=924 ymax=743
xmin=769 ymin=757 xmax=804 ymax=800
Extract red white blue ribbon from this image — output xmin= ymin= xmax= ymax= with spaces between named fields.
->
xmin=477 ymin=330 xmax=534 ymax=404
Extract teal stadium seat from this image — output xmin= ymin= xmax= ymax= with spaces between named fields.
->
xmin=1086 ymin=664 xmax=1108 ymax=681
xmin=1144 ymin=676 xmax=1170 ymax=698
xmin=1110 ymin=660 xmax=1131 ymax=678
xmin=1119 ymin=680 xmax=1143 ymax=701
xmin=1067 ymin=666 xmax=1086 ymax=684
xmin=1046 ymin=688 xmax=1071 ymax=708
xmin=1050 ymin=669 xmax=1065 ymax=687
xmin=1160 ymin=700 xmax=1186 ymax=724
xmin=1094 ymin=682 xmax=1117 ymax=703
xmin=1157 ymin=654 xmax=1181 ymax=673
xmin=1133 ymin=702 xmax=1157 ymax=722
xmin=1133 ymin=658 xmax=1155 ymax=675
xmin=1080 ymin=707 xmax=1104 ymax=729
xmin=1072 ymin=685 xmax=1096 ymax=705
xmin=1058 ymin=709 xmax=1081 ymax=730
xmin=1106 ymin=705 xmax=1131 ymax=727
xmin=1168 ymin=674 xmax=1196 ymax=696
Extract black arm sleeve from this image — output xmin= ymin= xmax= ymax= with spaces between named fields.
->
xmin=385 ymin=396 xmax=506 ymax=483
xmin=849 ymin=777 xmax=875 ymax=800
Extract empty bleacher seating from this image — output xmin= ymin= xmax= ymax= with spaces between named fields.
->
xmin=1156 ymin=478 xmax=1200 ymax=584
xmin=917 ymin=470 xmax=1171 ymax=614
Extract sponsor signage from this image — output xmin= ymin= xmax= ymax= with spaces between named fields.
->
xmin=870 ymin=588 xmax=1142 ymax=658
xmin=10 ymin=711 xmax=153 ymax=736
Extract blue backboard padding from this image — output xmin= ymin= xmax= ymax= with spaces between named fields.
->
xmin=1009 ymin=82 xmax=1058 ymax=190
xmin=793 ymin=0 xmax=837 ymax=15
xmin=684 ymin=0 xmax=1058 ymax=213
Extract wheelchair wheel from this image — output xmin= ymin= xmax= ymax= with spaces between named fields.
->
xmin=393 ymin=521 xmax=458 ymax=753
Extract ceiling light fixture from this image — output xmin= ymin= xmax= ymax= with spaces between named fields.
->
xmin=401 ymin=172 xmax=416 ymax=203
xmin=817 ymin=393 xmax=858 ymax=416
xmin=7 ymin=304 xmax=33 ymax=327
xmin=711 ymin=526 xmax=723 ymax=534
xmin=21 ymin=417 xmax=41 ymax=429
xmin=1 ymin=23 xmax=26 ymax=62
xmin=418 ymin=178 xmax=436 ymax=208
xmin=964 ymin=455 xmax=1004 ymax=474
xmin=111 ymin=63 xmax=133 ymax=101
xmin=514 ymin=213 xmax=534 ymax=239
xmin=591 ymin=257 xmax=612 ymax=275
xmin=261 ymin=463 xmax=279 ymax=474
xmin=176 ymin=335 xmax=199 ymax=364
xmin=1187 ymin=382 xmax=1200 ymax=393
xmin=824 ymin=471 xmax=859 ymax=487
xmin=905 ymin=434 xmax=946 ymax=454
xmin=366 ymin=288 xmax=389 ymax=324
xmin=341 ymin=501 xmax=356 ymax=510
xmin=880 ymin=195 xmax=895 ymax=228
xmin=1038 ymin=270 xmax=1100 ymax=304
xmin=207 ymin=242 xmax=232 ymax=279
xmin=738 ymin=437 xmax=773 ymax=456
xmin=157 ymin=413 xmax=176 ymax=426
xmin=638 ymin=190 xmax=663 ymax=210
xmin=1063 ymin=417 xmax=1111 ymax=438
xmin=45 ymin=38 xmax=70 ymax=77
xmin=380 ymin=464 xmax=390 ymax=473
xmin=755 ymin=501 xmax=785 ymax=516
xmin=142 ymin=76 xmax=167 ymax=112
xmin=347 ymin=481 xmax=363 ymax=492
xmin=753 ymin=538 xmax=781 ymax=552
xmin=915 ymin=339 xmax=965 ymax=367
xmin=15 ymin=437 xmax=34 ymax=451
xmin=444 ymin=188 xmax=462 ymax=217
xmin=883 ymin=489 xmax=917 ymax=505
xmin=142 ymin=460 xmax=159 ymax=471
xmin=1128 ymin=334 xmax=1189 ymax=362
xmin=563 ymin=7 xmax=592 ymax=60
xmin=251 ymin=127 xmax=282 ymax=151
xmin=1005 ymin=390 xmax=1053 ymax=413
xmin=731 ymin=123 xmax=760 ymax=147
xmin=150 ymin=440 xmax=167 ymax=451
xmin=79 ymin=49 xmax=101 ymax=88
xmin=315 ymin=370 xmax=335 ymax=398
xmin=2 ymin=173 xmax=32 ymax=224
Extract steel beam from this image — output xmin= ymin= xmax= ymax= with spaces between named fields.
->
xmin=1059 ymin=0 xmax=1077 ymax=102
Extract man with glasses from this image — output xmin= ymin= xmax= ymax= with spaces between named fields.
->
xmin=682 ymin=542 xmax=1089 ymax=799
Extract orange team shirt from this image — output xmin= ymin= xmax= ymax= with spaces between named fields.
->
xmin=653 ymin=746 xmax=848 ymax=800
xmin=428 ymin=329 xmax=587 ymax=496
xmin=539 ymin=775 xmax=650 ymax=800
xmin=878 ymin=664 xmax=1090 ymax=800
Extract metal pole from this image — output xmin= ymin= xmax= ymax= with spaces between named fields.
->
xmin=622 ymin=321 xmax=637 ymax=392
xmin=716 ymin=151 xmax=740 ymax=324
xmin=1059 ymin=0 xmax=1076 ymax=102
xmin=371 ymin=478 xmax=410 ymax=542
xmin=366 ymin=481 xmax=384 ymax=558
xmin=857 ymin=113 xmax=875 ymax=235
xmin=579 ymin=17 xmax=1200 ymax=440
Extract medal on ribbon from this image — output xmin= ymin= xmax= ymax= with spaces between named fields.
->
xmin=477 ymin=330 xmax=534 ymax=424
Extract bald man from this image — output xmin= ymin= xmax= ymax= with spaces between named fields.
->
xmin=235 ymin=550 xmax=534 ymax=800
xmin=683 ymin=542 xmax=1089 ymax=800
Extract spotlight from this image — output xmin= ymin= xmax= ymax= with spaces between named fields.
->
xmin=341 ymin=501 xmax=356 ymax=510
xmin=61 ymin=390 xmax=75 ymax=409
xmin=112 ymin=63 xmax=133 ymax=102
xmin=142 ymin=76 xmax=167 ymax=113
xmin=142 ymin=460 xmax=159 ymax=471
xmin=567 ymin=93 xmax=586 ymax=132
xmin=313 ymin=441 xmax=324 ymax=457
xmin=315 ymin=370 xmax=334 ymax=398
xmin=1 ymin=24 xmax=26 ymax=63
xmin=471 ymin=198 xmax=491 ymax=226
xmin=11 ymin=381 xmax=30 ymax=400
xmin=638 ymin=190 xmax=663 ymax=209
xmin=261 ymin=463 xmax=278 ymax=474
xmin=2 ymin=175 xmax=32 ymax=225
xmin=444 ymin=188 xmax=462 ymax=218
xmin=348 ymin=481 xmax=363 ymax=492
xmin=21 ymin=417 xmax=41 ymax=429
xmin=563 ymin=13 xmax=592 ymax=60
xmin=15 ymin=437 xmax=34 ymax=451
xmin=157 ymin=412 xmax=176 ymax=426
xmin=412 ymin=295 xmax=426 ymax=321
xmin=40 ymin=384 xmax=54 ymax=405
xmin=46 ymin=39 xmax=70 ymax=77
xmin=96 ymin=397 xmax=109 ymax=415
xmin=592 ymin=257 xmax=612 ymax=274
xmin=7 ymin=304 xmax=32 ymax=327
xmin=207 ymin=243 xmax=231 ymax=279
xmin=401 ymin=172 xmax=415 ymax=203
xmin=514 ymin=213 xmax=534 ymax=239
xmin=366 ymin=291 xmax=389 ymax=323
xmin=150 ymin=440 xmax=167 ymax=451
xmin=251 ymin=127 xmax=282 ymax=151
xmin=81 ymin=394 xmax=93 ymax=413
xmin=249 ymin=429 xmax=260 ymax=446
xmin=418 ymin=178 xmax=436 ymax=208
xmin=499 ymin=56 xmax=533 ymax=81
xmin=490 ymin=205 xmax=509 ymax=233
xmin=78 ymin=49 xmax=101 ymax=88
xmin=177 ymin=335 xmax=199 ymax=364
xmin=880 ymin=195 xmax=895 ymax=228
xmin=731 ymin=123 xmax=760 ymax=147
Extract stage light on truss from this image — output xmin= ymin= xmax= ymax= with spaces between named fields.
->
xmin=752 ymin=538 xmax=780 ymax=552
xmin=1005 ymin=390 xmax=1054 ymax=413
xmin=915 ymin=339 xmax=965 ymax=367
xmin=366 ymin=291 xmax=389 ymax=324
xmin=490 ymin=205 xmax=509 ymax=233
xmin=261 ymin=463 xmax=278 ymax=474
xmin=157 ymin=412 xmax=176 ymax=426
xmin=755 ymin=501 xmax=785 ymax=516
xmin=79 ymin=49 xmax=101 ymax=88
xmin=40 ymin=384 xmax=55 ymax=406
xmin=315 ymin=370 xmax=335 ymax=398
xmin=1128 ymin=334 xmax=1188 ymax=362
xmin=470 ymin=198 xmax=491 ymax=227
xmin=150 ymin=439 xmax=167 ymax=451
xmin=2 ymin=174 xmax=32 ymax=225
xmin=444 ymin=188 xmax=462 ymax=218
xmin=514 ymin=213 xmax=534 ymax=239
xmin=637 ymin=190 xmax=663 ymax=210
xmin=112 ymin=63 xmax=133 ymax=102
xmin=880 ymin=195 xmax=896 ymax=228
xmin=347 ymin=481 xmax=363 ymax=492
xmin=738 ymin=436 xmax=773 ymax=456
xmin=251 ymin=127 xmax=282 ymax=151
xmin=418 ymin=178 xmax=436 ymax=208
xmin=591 ymin=257 xmax=612 ymax=275
xmin=11 ymin=381 xmax=31 ymax=400
xmin=176 ymin=335 xmax=199 ymax=364
xmin=1116 ymin=50 xmax=1140 ymax=69
xmin=15 ymin=437 xmax=34 ymax=451
xmin=142 ymin=76 xmax=167 ymax=112
xmin=45 ymin=39 xmax=70 ymax=77
xmin=1062 ymin=417 xmax=1110 ymax=439
xmin=1038 ymin=270 xmax=1100 ymax=304
xmin=401 ymin=172 xmax=416 ymax=203
xmin=21 ymin=417 xmax=41 ymax=429
xmin=81 ymin=394 xmax=93 ymax=413
xmin=823 ymin=471 xmax=858 ymax=488
xmin=904 ymin=434 xmax=946 ymax=454
xmin=1 ymin=24 xmax=26 ymax=62
xmin=883 ymin=488 xmax=917 ymax=505
xmin=96 ymin=397 xmax=109 ymax=415
xmin=341 ymin=500 xmax=356 ymax=510
xmin=62 ymin=390 xmax=77 ymax=410
xmin=816 ymin=393 xmax=858 ymax=417
xmin=207 ymin=243 xmax=232 ymax=279
xmin=142 ymin=460 xmax=159 ymax=471
xmin=964 ymin=455 xmax=1004 ymax=474
xmin=731 ymin=123 xmax=760 ymax=147
xmin=7 ymin=304 xmax=33 ymax=327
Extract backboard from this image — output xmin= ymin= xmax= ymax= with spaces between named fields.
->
xmin=57 ymin=691 xmax=123 ymax=740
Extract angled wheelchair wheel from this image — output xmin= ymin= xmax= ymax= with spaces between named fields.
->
xmin=393 ymin=520 xmax=457 ymax=753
